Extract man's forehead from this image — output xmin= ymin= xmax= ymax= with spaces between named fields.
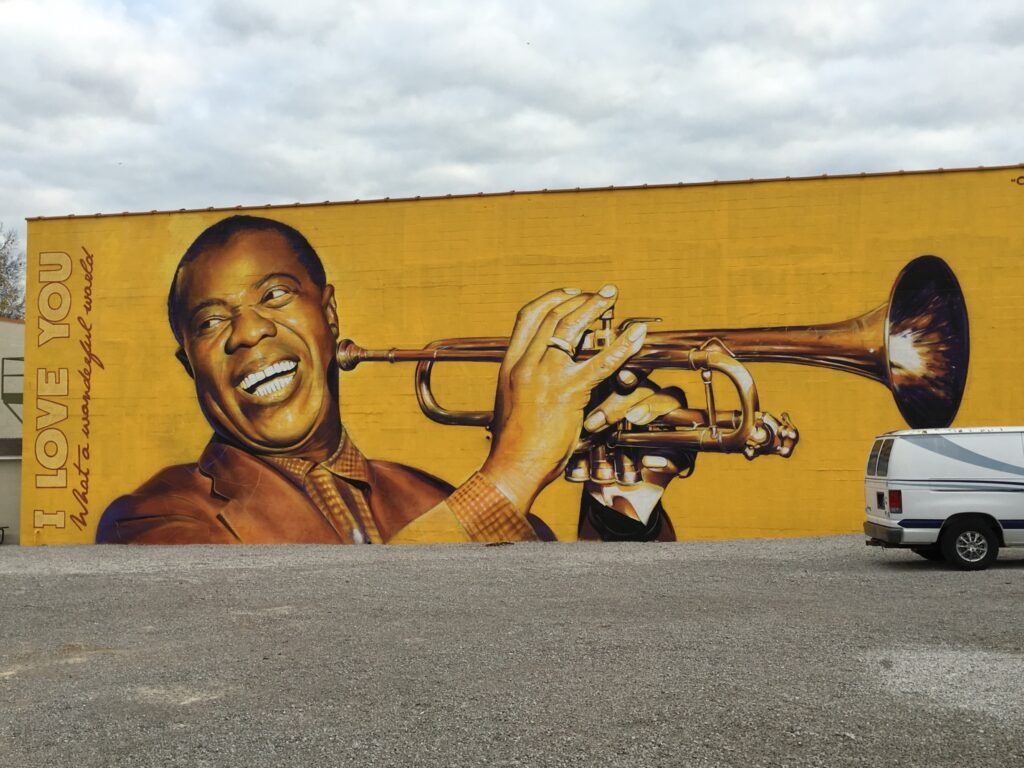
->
xmin=177 ymin=230 xmax=312 ymax=302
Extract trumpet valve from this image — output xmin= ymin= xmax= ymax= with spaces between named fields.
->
xmin=585 ymin=308 xmax=615 ymax=349
xmin=589 ymin=444 xmax=616 ymax=484
xmin=613 ymin=448 xmax=642 ymax=486
xmin=618 ymin=316 xmax=662 ymax=334
xmin=565 ymin=453 xmax=591 ymax=483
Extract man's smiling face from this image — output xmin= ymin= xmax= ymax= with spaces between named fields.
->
xmin=174 ymin=229 xmax=340 ymax=454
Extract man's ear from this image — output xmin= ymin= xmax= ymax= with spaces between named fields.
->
xmin=323 ymin=284 xmax=339 ymax=338
xmin=175 ymin=348 xmax=195 ymax=379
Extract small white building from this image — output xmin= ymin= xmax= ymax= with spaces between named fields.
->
xmin=0 ymin=316 xmax=24 ymax=544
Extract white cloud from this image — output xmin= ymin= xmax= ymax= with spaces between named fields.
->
xmin=0 ymin=0 xmax=1022 ymax=244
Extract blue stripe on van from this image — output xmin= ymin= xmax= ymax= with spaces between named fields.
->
xmin=898 ymin=519 xmax=943 ymax=529
xmin=899 ymin=518 xmax=1024 ymax=530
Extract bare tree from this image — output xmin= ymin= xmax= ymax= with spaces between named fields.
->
xmin=0 ymin=223 xmax=26 ymax=320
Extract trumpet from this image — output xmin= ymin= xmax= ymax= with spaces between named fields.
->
xmin=337 ymin=255 xmax=969 ymax=485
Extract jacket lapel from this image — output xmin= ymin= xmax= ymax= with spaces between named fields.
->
xmin=196 ymin=440 xmax=342 ymax=543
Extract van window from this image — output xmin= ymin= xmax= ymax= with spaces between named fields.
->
xmin=866 ymin=440 xmax=883 ymax=476
xmin=876 ymin=439 xmax=895 ymax=477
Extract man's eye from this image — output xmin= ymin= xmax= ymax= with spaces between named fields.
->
xmin=196 ymin=316 xmax=225 ymax=333
xmin=262 ymin=286 xmax=293 ymax=306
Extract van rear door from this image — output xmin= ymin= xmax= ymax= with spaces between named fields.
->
xmin=865 ymin=437 xmax=894 ymax=518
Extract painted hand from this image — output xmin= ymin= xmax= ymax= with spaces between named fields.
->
xmin=582 ymin=376 xmax=693 ymax=524
xmin=479 ymin=286 xmax=647 ymax=514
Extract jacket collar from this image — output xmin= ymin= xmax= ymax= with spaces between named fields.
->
xmin=197 ymin=439 xmax=273 ymax=503
xmin=196 ymin=431 xmax=374 ymax=502
xmin=263 ymin=430 xmax=372 ymax=486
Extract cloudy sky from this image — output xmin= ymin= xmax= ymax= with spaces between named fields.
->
xmin=1 ymin=0 xmax=1022 ymax=244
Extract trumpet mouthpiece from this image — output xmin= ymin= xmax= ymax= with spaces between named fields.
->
xmin=335 ymin=339 xmax=363 ymax=371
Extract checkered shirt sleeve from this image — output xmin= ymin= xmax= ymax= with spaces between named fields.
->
xmin=446 ymin=472 xmax=539 ymax=543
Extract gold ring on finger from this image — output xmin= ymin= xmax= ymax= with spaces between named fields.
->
xmin=546 ymin=335 xmax=575 ymax=356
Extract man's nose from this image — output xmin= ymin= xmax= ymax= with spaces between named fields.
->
xmin=225 ymin=307 xmax=276 ymax=353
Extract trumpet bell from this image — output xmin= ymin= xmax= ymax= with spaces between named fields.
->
xmin=642 ymin=254 xmax=970 ymax=430
xmin=886 ymin=255 xmax=969 ymax=429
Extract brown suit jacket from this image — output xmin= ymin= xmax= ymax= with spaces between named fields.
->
xmin=96 ymin=440 xmax=452 ymax=544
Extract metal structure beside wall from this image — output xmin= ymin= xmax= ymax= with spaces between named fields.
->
xmin=0 ymin=320 xmax=25 ymax=544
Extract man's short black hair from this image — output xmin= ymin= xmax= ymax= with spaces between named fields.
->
xmin=167 ymin=215 xmax=327 ymax=344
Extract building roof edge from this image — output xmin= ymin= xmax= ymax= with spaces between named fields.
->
xmin=26 ymin=162 xmax=1024 ymax=222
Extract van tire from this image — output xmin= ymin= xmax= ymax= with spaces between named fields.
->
xmin=940 ymin=519 xmax=998 ymax=571
xmin=911 ymin=545 xmax=944 ymax=562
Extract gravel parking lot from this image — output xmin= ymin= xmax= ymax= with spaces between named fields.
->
xmin=1 ymin=536 xmax=1022 ymax=767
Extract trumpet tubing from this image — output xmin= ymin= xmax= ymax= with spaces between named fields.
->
xmin=336 ymin=255 xmax=969 ymax=483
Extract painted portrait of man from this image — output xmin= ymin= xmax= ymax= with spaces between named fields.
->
xmin=96 ymin=216 xmax=688 ymax=544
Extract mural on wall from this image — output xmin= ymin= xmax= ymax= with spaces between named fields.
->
xmin=97 ymin=216 xmax=691 ymax=544
xmin=334 ymin=250 xmax=970 ymax=542
xmin=22 ymin=167 xmax=1018 ymax=546
xmin=94 ymin=216 xmax=967 ymax=545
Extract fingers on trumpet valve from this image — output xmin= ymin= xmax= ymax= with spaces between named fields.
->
xmin=584 ymin=382 xmax=687 ymax=434
xmin=565 ymin=448 xmax=688 ymax=484
xmin=616 ymin=365 xmax=653 ymax=389
xmin=639 ymin=453 xmax=688 ymax=475
xmin=623 ymin=387 xmax=687 ymax=426
xmin=617 ymin=369 xmax=639 ymax=387
xmin=580 ymin=321 xmax=647 ymax=385
xmin=641 ymin=454 xmax=670 ymax=469
xmin=526 ymin=285 xmax=617 ymax=363
xmin=507 ymin=288 xmax=585 ymax=363
xmin=547 ymin=285 xmax=623 ymax=357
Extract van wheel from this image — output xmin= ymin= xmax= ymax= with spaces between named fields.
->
xmin=940 ymin=520 xmax=998 ymax=571
xmin=911 ymin=546 xmax=944 ymax=562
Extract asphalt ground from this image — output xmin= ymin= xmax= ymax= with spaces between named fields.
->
xmin=1 ymin=536 xmax=1022 ymax=768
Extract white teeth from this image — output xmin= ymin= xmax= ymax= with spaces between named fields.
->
xmin=251 ymin=372 xmax=295 ymax=398
xmin=239 ymin=360 xmax=297 ymax=392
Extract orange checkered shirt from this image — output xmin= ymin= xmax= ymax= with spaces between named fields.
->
xmin=265 ymin=431 xmax=537 ymax=544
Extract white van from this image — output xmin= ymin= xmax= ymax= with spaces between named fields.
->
xmin=864 ymin=427 xmax=1024 ymax=570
